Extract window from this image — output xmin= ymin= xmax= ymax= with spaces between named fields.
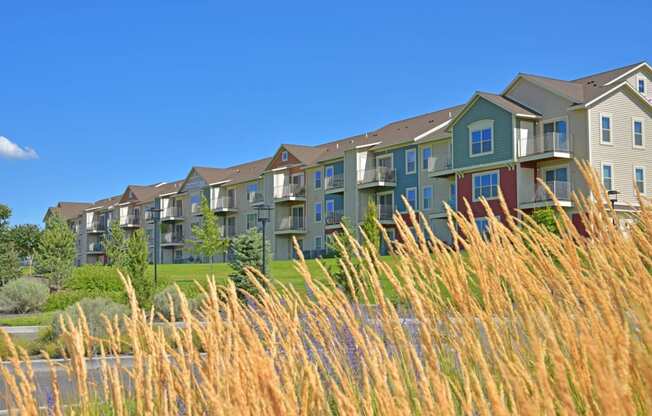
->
xmin=281 ymin=150 xmax=289 ymax=161
xmin=422 ymin=147 xmax=432 ymax=170
xmin=473 ymin=171 xmax=499 ymax=201
xmin=405 ymin=187 xmax=417 ymax=210
xmin=247 ymin=183 xmax=258 ymax=202
xmin=315 ymin=202 xmax=322 ymax=222
xmin=633 ymin=119 xmax=644 ymax=148
xmin=635 ymin=167 xmax=646 ymax=194
xmin=315 ymin=236 xmax=323 ymax=252
xmin=422 ymin=186 xmax=432 ymax=210
xmin=449 ymin=182 xmax=457 ymax=210
xmin=601 ymin=115 xmax=612 ymax=144
xmin=246 ymin=213 xmax=258 ymax=230
xmin=314 ymin=170 xmax=322 ymax=189
xmin=326 ymin=199 xmax=335 ymax=214
xmin=543 ymin=120 xmax=568 ymax=149
xmin=638 ymin=77 xmax=647 ymax=94
xmin=406 ymin=149 xmax=417 ymax=174
xmin=602 ymin=163 xmax=614 ymax=191
xmin=325 ymin=166 xmax=334 ymax=178
xmin=475 ymin=218 xmax=490 ymax=236
xmin=469 ymin=120 xmax=493 ymax=156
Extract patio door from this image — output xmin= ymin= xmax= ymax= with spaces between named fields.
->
xmin=544 ymin=167 xmax=569 ymax=199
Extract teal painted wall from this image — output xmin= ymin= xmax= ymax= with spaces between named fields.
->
xmin=452 ymin=97 xmax=513 ymax=170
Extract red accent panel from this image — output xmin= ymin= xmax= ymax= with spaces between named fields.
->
xmin=572 ymin=213 xmax=588 ymax=236
xmin=457 ymin=167 xmax=518 ymax=221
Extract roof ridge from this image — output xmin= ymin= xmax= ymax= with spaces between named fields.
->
xmin=571 ymin=61 xmax=645 ymax=82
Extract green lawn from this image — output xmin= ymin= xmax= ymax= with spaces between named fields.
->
xmin=0 ymin=311 xmax=57 ymax=327
xmin=150 ymin=256 xmax=400 ymax=296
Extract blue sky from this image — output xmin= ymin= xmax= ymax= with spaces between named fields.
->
xmin=1 ymin=1 xmax=650 ymax=225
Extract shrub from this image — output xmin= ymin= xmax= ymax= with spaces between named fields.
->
xmin=153 ymin=286 xmax=186 ymax=321
xmin=65 ymin=265 xmax=126 ymax=299
xmin=52 ymin=298 xmax=129 ymax=339
xmin=42 ymin=290 xmax=86 ymax=312
xmin=0 ymin=278 xmax=49 ymax=313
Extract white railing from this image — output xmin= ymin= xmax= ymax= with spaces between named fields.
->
xmin=519 ymin=133 xmax=571 ymax=157
xmin=357 ymin=167 xmax=396 ymax=185
xmin=211 ymin=196 xmax=237 ymax=210
xmin=120 ymin=214 xmax=140 ymax=226
xmin=534 ymin=181 xmax=571 ymax=202
xmin=377 ymin=204 xmax=394 ymax=221
xmin=277 ymin=216 xmax=305 ymax=231
xmin=324 ymin=173 xmax=344 ymax=190
xmin=427 ymin=156 xmax=453 ymax=173
xmin=88 ymin=242 xmax=104 ymax=252
xmin=161 ymin=232 xmax=184 ymax=244
xmin=325 ymin=210 xmax=344 ymax=226
xmin=162 ymin=206 xmax=183 ymax=219
xmin=274 ymin=183 xmax=305 ymax=199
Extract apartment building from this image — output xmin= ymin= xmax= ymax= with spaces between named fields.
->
xmin=46 ymin=61 xmax=652 ymax=263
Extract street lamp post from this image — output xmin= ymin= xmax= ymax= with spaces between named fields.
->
xmin=255 ymin=205 xmax=273 ymax=275
xmin=607 ymin=190 xmax=619 ymax=228
xmin=147 ymin=207 xmax=162 ymax=287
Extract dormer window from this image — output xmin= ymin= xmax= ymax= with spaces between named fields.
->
xmin=468 ymin=120 xmax=494 ymax=157
xmin=281 ymin=151 xmax=289 ymax=162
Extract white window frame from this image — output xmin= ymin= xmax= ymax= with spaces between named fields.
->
xmin=246 ymin=212 xmax=258 ymax=230
xmin=325 ymin=165 xmax=334 ymax=178
xmin=404 ymin=187 xmax=417 ymax=211
xmin=422 ymin=186 xmax=433 ymax=211
xmin=632 ymin=117 xmax=645 ymax=149
xmin=314 ymin=170 xmax=322 ymax=189
xmin=634 ymin=166 xmax=646 ymax=195
xmin=468 ymin=119 xmax=494 ymax=158
xmin=472 ymin=170 xmax=500 ymax=202
xmin=315 ymin=202 xmax=322 ymax=222
xmin=376 ymin=191 xmax=394 ymax=212
xmin=281 ymin=150 xmax=289 ymax=161
xmin=600 ymin=113 xmax=613 ymax=145
xmin=315 ymin=236 xmax=323 ymax=252
xmin=375 ymin=153 xmax=394 ymax=169
xmin=422 ymin=146 xmax=432 ymax=171
xmin=601 ymin=162 xmax=614 ymax=191
xmin=405 ymin=148 xmax=417 ymax=175
xmin=637 ymin=75 xmax=647 ymax=94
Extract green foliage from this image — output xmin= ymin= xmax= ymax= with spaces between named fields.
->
xmin=52 ymin=298 xmax=129 ymax=338
xmin=360 ymin=200 xmax=381 ymax=252
xmin=532 ymin=208 xmax=561 ymax=235
xmin=188 ymin=195 xmax=229 ymax=268
xmin=43 ymin=290 xmax=86 ymax=312
xmin=9 ymin=223 xmax=41 ymax=263
xmin=0 ymin=278 xmax=50 ymax=313
xmin=0 ymin=203 xmax=11 ymax=236
xmin=104 ymin=220 xmax=128 ymax=268
xmin=152 ymin=285 xmax=203 ymax=321
xmin=125 ymin=229 xmax=152 ymax=306
xmin=228 ymin=227 xmax=269 ymax=299
xmin=44 ymin=265 xmax=128 ymax=311
xmin=326 ymin=217 xmax=362 ymax=299
xmin=36 ymin=214 xmax=76 ymax=290
xmin=0 ymin=243 xmax=21 ymax=285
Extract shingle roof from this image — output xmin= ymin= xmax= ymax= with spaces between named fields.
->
xmin=121 ymin=180 xmax=185 ymax=204
xmin=87 ymin=194 xmax=122 ymax=211
xmin=44 ymin=202 xmax=92 ymax=222
xmin=476 ymin=93 xmax=541 ymax=117
xmin=219 ymin=157 xmax=271 ymax=185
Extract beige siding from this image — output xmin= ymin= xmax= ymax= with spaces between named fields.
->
xmin=506 ymin=78 xmax=574 ymax=119
xmin=590 ymin=88 xmax=652 ymax=205
xmin=305 ymin=166 xmax=324 ymax=252
xmin=625 ymin=68 xmax=652 ymax=101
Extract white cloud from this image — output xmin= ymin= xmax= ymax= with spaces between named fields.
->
xmin=0 ymin=136 xmax=38 ymax=160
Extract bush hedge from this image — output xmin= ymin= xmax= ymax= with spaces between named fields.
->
xmin=0 ymin=278 xmax=49 ymax=313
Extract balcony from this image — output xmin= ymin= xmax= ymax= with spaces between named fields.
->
xmin=325 ymin=210 xmax=344 ymax=228
xmin=428 ymin=156 xmax=455 ymax=177
xmin=378 ymin=204 xmax=394 ymax=223
xmin=86 ymin=221 xmax=106 ymax=233
xmin=520 ymin=181 xmax=572 ymax=209
xmin=357 ymin=167 xmax=396 ymax=189
xmin=249 ymin=192 xmax=265 ymax=206
xmin=432 ymin=198 xmax=457 ymax=219
xmin=161 ymin=232 xmax=184 ymax=246
xmin=324 ymin=174 xmax=344 ymax=192
xmin=87 ymin=242 xmax=105 ymax=254
xmin=161 ymin=206 xmax=183 ymax=221
xmin=518 ymin=133 xmax=572 ymax=162
xmin=274 ymin=184 xmax=306 ymax=203
xmin=212 ymin=197 xmax=237 ymax=214
xmin=275 ymin=216 xmax=306 ymax=235
xmin=120 ymin=215 xmax=141 ymax=228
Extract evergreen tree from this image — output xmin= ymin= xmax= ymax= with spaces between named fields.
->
xmin=104 ymin=220 xmax=128 ymax=268
xmin=360 ymin=200 xmax=381 ymax=252
xmin=188 ymin=195 xmax=228 ymax=273
xmin=36 ymin=214 xmax=76 ymax=290
xmin=124 ymin=228 xmax=152 ymax=306
xmin=10 ymin=224 xmax=42 ymax=276
xmin=228 ymin=228 xmax=269 ymax=300
xmin=0 ymin=204 xmax=20 ymax=285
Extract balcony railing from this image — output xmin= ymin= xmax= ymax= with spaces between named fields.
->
xmin=277 ymin=216 xmax=305 ymax=232
xmin=358 ymin=167 xmax=396 ymax=185
xmin=274 ymin=183 xmax=306 ymax=200
xmin=519 ymin=133 xmax=571 ymax=157
xmin=533 ymin=181 xmax=571 ymax=202
xmin=120 ymin=215 xmax=140 ymax=227
xmin=161 ymin=232 xmax=184 ymax=244
xmin=427 ymin=156 xmax=453 ymax=173
xmin=325 ymin=210 xmax=344 ymax=226
xmin=162 ymin=206 xmax=183 ymax=219
xmin=249 ymin=192 xmax=264 ymax=205
xmin=324 ymin=173 xmax=344 ymax=190
xmin=212 ymin=197 xmax=237 ymax=211
xmin=86 ymin=221 xmax=106 ymax=232
xmin=378 ymin=204 xmax=394 ymax=221
xmin=88 ymin=242 xmax=104 ymax=252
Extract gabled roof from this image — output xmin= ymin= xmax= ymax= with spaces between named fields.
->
xmin=217 ymin=157 xmax=271 ymax=186
xmin=86 ymin=195 xmax=122 ymax=211
xmin=504 ymin=61 xmax=652 ymax=107
xmin=44 ymin=202 xmax=92 ymax=222
xmin=119 ymin=180 xmax=184 ymax=204
xmin=191 ymin=167 xmax=228 ymax=185
xmin=447 ymin=92 xmax=541 ymax=132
